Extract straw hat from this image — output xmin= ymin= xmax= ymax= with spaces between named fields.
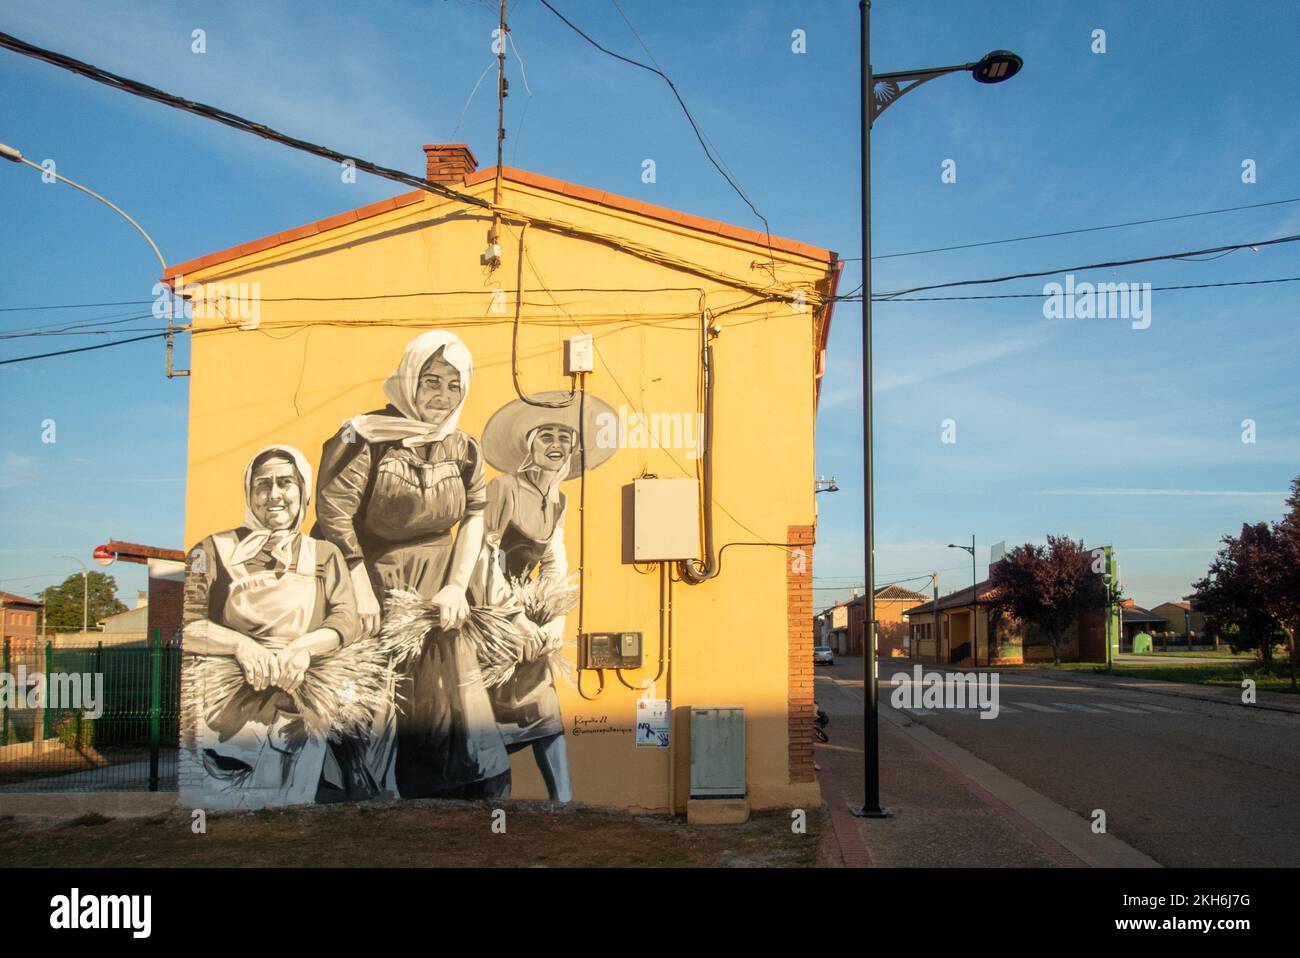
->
xmin=480 ymin=390 xmax=618 ymax=480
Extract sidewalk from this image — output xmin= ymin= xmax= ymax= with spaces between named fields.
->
xmin=813 ymin=657 xmax=1159 ymax=868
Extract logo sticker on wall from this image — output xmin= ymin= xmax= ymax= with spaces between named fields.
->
xmin=636 ymin=698 xmax=670 ymax=748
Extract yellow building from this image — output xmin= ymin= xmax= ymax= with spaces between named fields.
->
xmin=169 ymin=144 xmax=841 ymax=817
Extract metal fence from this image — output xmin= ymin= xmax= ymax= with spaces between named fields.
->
xmin=0 ymin=628 xmax=179 ymax=792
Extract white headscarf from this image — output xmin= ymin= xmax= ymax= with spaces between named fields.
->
xmin=231 ymin=444 xmax=314 ymax=568
xmin=348 ymin=330 xmax=473 ymax=447
xmin=518 ymin=423 xmax=576 ymax=501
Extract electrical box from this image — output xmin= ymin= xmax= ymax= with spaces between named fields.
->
xmin=633 ymin=478 xmax=700 ymax=562
xmin=566 ymin=334 xmax=594 ymax=374
xmin=579 ymin=631 xmax=643 ymax=670
xmin=690 ymin=706 xmax=745 ymax=799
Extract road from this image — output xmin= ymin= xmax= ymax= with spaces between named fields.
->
xmin=816 ymin=656 xmax=1300 ymax=867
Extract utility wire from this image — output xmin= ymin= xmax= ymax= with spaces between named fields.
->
xmin=874 ymin=233 xmax=1300 ymax=300
xmin=0 ymin=330 xmax=174 ymax=365
xmin=537 ymin=0 xmax=770 ymax=234
xmin=847 ymin=195 xmax=1300 ymax=261
xmin=866 ymin=276 xmax=1300 ymax=303
xmin=0 ymin=31 xmax=491 ymax=210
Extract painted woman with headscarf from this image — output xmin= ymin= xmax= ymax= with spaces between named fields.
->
xmin=313 ymin=329 xmax=510 ymax=800
xmin=182 ymin=445 xmax=359 ymax=809
xmin=475 ymin=390 xmax=616 ymax=801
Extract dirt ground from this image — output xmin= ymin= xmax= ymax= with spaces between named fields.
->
xmin=0 ymin=799 xmax=841 ymax=868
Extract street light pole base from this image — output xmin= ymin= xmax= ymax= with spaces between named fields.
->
xmin=850 ymin=804 xmax=893 ymax=819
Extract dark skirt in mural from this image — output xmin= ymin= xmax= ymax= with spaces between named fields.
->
xmin=314 ymin=418 xmax=510 ymax=800
xmin=484 ymin=474 xmax=566 ymax=747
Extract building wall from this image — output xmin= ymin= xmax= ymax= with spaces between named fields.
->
xmin=176 ymin=177 xmax=834 ymax=811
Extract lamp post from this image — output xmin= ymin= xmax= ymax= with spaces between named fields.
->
xmin=948 ymin=536 xmax=978 ymax=666
xmin=57 ymin=555 xmax=88 ymax=633
xmin=854 ymin=0 xmax=1021 ymax=819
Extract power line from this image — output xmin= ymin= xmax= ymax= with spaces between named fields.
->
xmin=536 ymin=0 xmax=771 ymax=238
xmin=0 ymin=330 xmax=179 ymax=365
xmin=869 ymin=275 xmax=1300 ymax=303
xmin=0 ymin=31 xmax=490 ymax=210
xmin=844 ymin=195 xmax=1300 ymax=261
xmin=874 ymin=233 xmax=1300 ymax=300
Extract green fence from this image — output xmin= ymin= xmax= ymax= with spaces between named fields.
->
xmin=0 ymin=628 xmax=180 ymax=792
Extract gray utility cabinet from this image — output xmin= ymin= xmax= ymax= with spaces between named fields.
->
xmin=689 ymin=706 xmax=745 ymax=799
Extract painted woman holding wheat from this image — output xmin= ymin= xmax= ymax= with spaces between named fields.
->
xmin=182 ymin=445 xmax=359 ymax=808
xmin=475 ymin=390 xmax=617 ymax=801
xmin=313 ymin=330 xmax=511 ymax=800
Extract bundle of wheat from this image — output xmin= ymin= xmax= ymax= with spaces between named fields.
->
xmin=190 ymin=639 xmax=393 ymax=739
xmin=380 ymin=589 xmax=527 ymax=690
xmin=511 ymin=573 xmax=580 ymax=626
xmin=509 ymin=574 xmax=579 ymax=687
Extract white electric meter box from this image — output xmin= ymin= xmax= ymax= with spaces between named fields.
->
xmin=565 ymin=334 xmax=594 ymax=374
xmin=632 ymin=478 xmax=700 ymax=562
xmin=689 ymin=706 xmax=745 ymax=799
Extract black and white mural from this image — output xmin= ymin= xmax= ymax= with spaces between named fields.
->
xmin=182 ymin=330 xmax=615 ymax=808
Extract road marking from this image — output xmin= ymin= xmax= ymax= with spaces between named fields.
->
xmin=1049 ymin=702 xmax=1108 ymax=713
xmin=995 ymin=706 xmax=1020 ymax=713
xmin=1088 ymin=702 xmax=1147 ymax=714
xmin=1018 ymin=703 xmax=1066 ymax=713
xmin=1135 ymin=703 xmax=1184 ymax=713
xmin=904 ymin=708 xmax=934 ymax=715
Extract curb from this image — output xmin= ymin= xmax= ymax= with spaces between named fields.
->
xmin=1018 ymin=668 xmax=1300 ymax=716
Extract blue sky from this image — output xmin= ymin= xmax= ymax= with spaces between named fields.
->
xmin=2 ymin=0 xmax=1298 ymax=611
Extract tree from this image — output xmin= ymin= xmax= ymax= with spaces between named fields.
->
xmin=988 ymin=535 xmax=1107 ymax=665
xmin=1192 ymin=475 xmax=1300 ymax=689
xmin=39 ymin=572 xmax=127 ymax=632
xmin=1191 ymin=524 xmax=1283 ymax=667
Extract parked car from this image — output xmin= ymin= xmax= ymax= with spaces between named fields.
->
xmin=813 ymin=646 xmax=834 ymax=665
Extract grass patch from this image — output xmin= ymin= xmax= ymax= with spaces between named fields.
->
xmin=1048 ymin=660 xmax=1297 ymax=693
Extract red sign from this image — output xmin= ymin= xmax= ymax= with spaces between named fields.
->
xmin=92 ymin=545 xmax=116 ymax=566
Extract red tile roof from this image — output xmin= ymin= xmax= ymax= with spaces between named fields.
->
xmin=0 ymin=591 xmax=43 ymax=607
xmin=164 ymin=166 xmax=836 ymax=284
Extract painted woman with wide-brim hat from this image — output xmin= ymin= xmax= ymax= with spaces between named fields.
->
xmin=474 ymin=389 xmax=617 ymax=801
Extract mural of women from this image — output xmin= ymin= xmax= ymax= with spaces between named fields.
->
xmin=313 ymin=330 xmax=511 ymax=800
xmin=476 ymin=390 xmax=617 ymax=801
xmin=183 ymin=445 xmax=359 ymax=808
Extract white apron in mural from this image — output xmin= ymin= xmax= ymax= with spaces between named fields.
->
xmin=196 ymin=532 xmax=329 ymax=808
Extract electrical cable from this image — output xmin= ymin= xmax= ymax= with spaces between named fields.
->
xmin=874 ymin=233 xmax=1300 ymax=300
xmin=863 ymin=276 xmax=1300 ymax=303
xmin=536 ymin=0 xmax=773 ymax=253
xmin=0 ymin=30 xmax=491 ymax=210
xmin=853 ymin=195 xmax=1300 ymax=261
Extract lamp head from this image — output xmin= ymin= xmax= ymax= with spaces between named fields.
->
xmin=972 ymin=50 xmax=1023 ymax=84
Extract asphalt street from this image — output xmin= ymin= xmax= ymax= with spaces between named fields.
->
xmin=816 ymin=656 xmax=1300 ymax=867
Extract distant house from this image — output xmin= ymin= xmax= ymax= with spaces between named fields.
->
xmin=905 ymin=581 xmax=1109 ymax=665
xmin=816 ymin=585 xmax=928 ymax=657
xmin=1117 ymin=599 xmax=1166 ymax=650
xmin=0 ymin=591 xmax=42 ymax=645
xmin=97 ymin=592 xmax=149 ymax=634
xmin=1150 ymin=600 xmax=1207 ymax=638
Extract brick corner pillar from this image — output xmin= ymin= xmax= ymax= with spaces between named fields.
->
xmin=787 ymin=524 xmax=816 ymax=784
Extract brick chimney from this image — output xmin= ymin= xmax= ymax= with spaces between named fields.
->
xmin=424 ymin=144 xmax=477 ymax=185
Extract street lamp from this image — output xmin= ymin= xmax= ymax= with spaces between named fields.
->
xmin=855 ymin=0 xmax=1022 ymax=820
xmin=815 ymin=476 xmax=840 ymax=494
xmin=948 ymin=537 xmax=978 ymax=667
xmin=57 ymin=555 xmax=89 ymax=633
